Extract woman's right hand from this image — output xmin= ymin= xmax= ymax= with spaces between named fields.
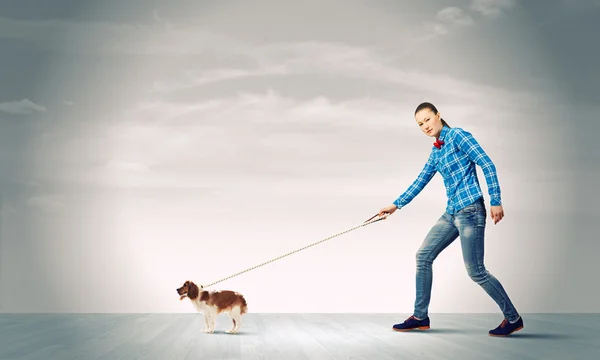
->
xmin=378 ymin=204 xmax=398 ymax=218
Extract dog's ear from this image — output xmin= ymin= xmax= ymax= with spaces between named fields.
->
xmin=187 ymin=282 xmax=200 ymax=300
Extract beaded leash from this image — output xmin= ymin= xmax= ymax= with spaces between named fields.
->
xmin=199 ymin=212 xmax=390 ymax=289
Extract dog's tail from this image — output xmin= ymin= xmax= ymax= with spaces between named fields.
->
xmin=239 ymin=295 xmax=248 ymax=314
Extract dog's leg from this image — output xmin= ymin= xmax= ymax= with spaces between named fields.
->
xmin=229 ymin=306 xmax=242 ymax=334
xmin=226 ymin=311 xmax=237 ymax=334
xmin=209 ymin=314 xmax=217 ymax=333
xmin=204 ymin=314 xmax=213 ymax=333
xmin=203 ymin=314 xmax=210 ymax=333
xmin=205 ymin=311 xmax=216 ymax=333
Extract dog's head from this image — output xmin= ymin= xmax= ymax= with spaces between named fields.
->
xmin=176 ymin=280 xmax=201 ymax=300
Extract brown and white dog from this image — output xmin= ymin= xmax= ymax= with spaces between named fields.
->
xmin=176 ymin=280 xmax=248 ymax=334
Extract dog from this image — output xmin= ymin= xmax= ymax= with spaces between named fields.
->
xmin=176 ymin=280 xmax=248 ymax=334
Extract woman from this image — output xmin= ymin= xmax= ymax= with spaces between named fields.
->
xmin=378 ymin=102 xmax=523 ymax=337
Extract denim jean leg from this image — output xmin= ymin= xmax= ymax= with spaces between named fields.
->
xmin=455 ymin=200 xmax=520 ymax=322
xmin=413 ymin=212 xmax=459 ymax=319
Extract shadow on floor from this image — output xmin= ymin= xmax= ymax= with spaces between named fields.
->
xmin=205 ymin=330 xmax=256 ymax=336
xmin=502 ymin=333 xmax=575 ymax=340
xmin=396 ymin=328 xmax=474 ymax=334
xmin=391 ymin=329 xmax=575 ymax=339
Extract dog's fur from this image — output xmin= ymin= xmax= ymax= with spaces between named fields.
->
xmin=176 ymin=280 xmax=248 ymax=334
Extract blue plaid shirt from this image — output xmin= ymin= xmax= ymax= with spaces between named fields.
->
xmin=393 ymin=126 xmax=502 ymax=214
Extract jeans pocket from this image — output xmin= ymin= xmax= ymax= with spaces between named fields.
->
xmin=458 ymin=205 xmax=477 ymax=214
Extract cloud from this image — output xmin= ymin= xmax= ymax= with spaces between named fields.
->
xmin=150 ymin=41 xmax=385 ymax=93
xmin=423 ymin=1 xmax=517 ymax=37
xmin=25 ymin=81 xmax=563 ymax=193
xmin=151 ymin=66 xmax=288 ymax=94
xmin=105 ymin=160 xmax=151 ymax=172
xmin=437 ymin=7 xmax=476 ymax=27
xmin=32 ymin=82 xmax=557 ymax=188
xmin=151 ymin=41 xmax=537 ymax=105
xmin=424 ymin=7 xmax=475 ymax=35
xmin=151 ymin=8 xmax=173 ymax=31
xmin=0 ymin=99 xmax=47 ymax=114
xmin=27 ymin=88 xmax=426 ymax=188
xmin=128 ymin=89 xmax=425 ymax=134
xmin=470 ymin=0 xmax=518 ymax=17
xmin=426 ymin=22 xmax=450 ymax=36
xmin=13 ymin=179 xmax=40 ymax=187
xmin=26 ymin=195 xmax=65 ymax=212
xmin=0 ymin=16 xmax=244 ymax=55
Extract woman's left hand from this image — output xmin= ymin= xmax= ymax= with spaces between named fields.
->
xmin=490 ymin=205 xmax=504 ymax=224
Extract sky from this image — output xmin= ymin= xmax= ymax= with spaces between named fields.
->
xmin=1 ymin=0 xmax=599 ymax=314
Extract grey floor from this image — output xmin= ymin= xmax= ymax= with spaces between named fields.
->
xmin=0 ymin=313 xmax=598 ymax=360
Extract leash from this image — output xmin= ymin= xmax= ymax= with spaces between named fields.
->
xmin=199 ymin=212 xmax=390 ymax=289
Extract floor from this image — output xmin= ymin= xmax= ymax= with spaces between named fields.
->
xmin=0 ymin=313 xmax=598 ymax=360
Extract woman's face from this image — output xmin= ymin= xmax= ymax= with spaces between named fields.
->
xmin=415 ymin=108 xmax=443 ymax=138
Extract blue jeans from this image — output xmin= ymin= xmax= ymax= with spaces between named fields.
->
xmin=413 ymin=198 xmax=520 ymax=322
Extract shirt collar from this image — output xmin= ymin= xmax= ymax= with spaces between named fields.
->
xmin=438 ymin=125 xmax=449 ymax=141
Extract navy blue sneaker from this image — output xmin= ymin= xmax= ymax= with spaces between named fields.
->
xmin=393 ymin=315 xmax=430 ymax=331
xmin=489 ymin=317 xmax=524 ymax=336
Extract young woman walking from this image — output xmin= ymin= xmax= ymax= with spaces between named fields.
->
xmin=378 ymin=102 xmax=523 ymax=337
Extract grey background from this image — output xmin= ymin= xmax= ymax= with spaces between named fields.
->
xmin=1 ymin=0 xmax=598 ymax=313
